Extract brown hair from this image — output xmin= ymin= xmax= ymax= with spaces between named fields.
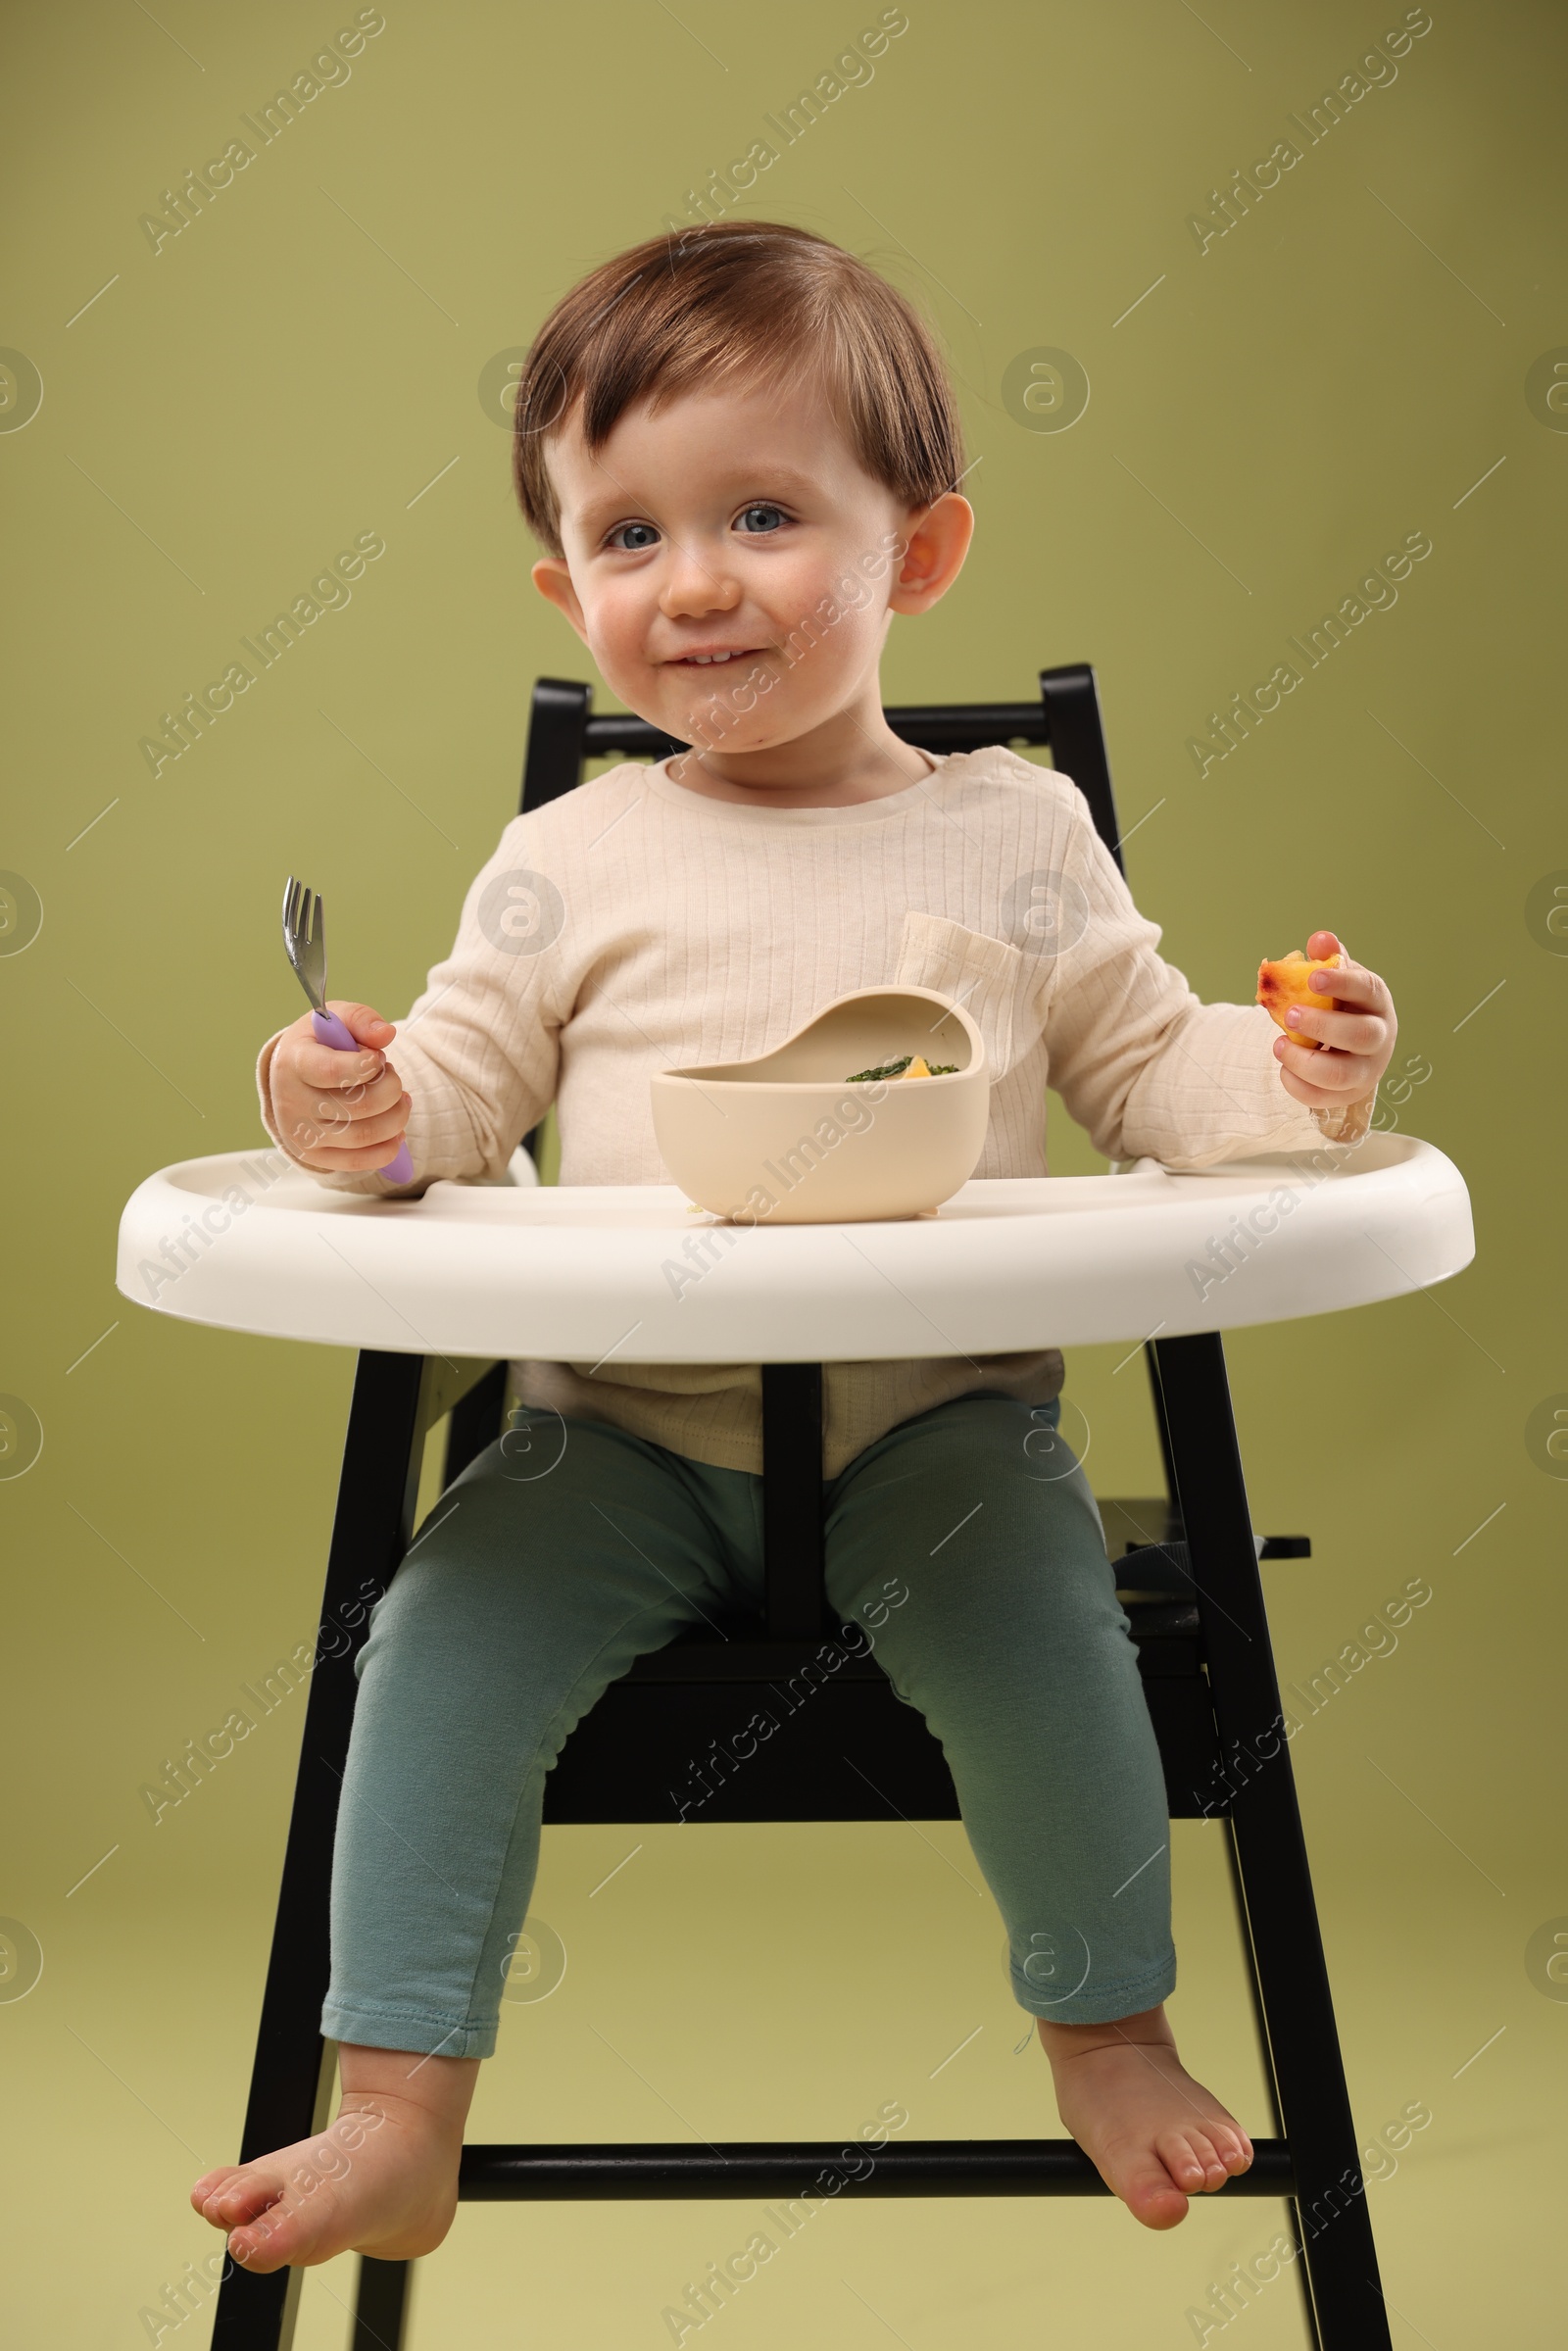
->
xmin=512 ymin=220 xmax=966 ymax=558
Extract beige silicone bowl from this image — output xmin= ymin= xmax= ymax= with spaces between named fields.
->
xmin=650 ymin=985 xmax=990 ymax=1224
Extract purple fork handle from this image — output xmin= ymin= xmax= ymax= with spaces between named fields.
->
xmin=312 ymin=1006 xmax=416 ymax=1185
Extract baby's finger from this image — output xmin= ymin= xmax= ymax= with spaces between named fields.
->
xmin=288 ymin=1000 xmax=397 ymax=1089
xmin=294 ymin=1134 xmax=411 ymax=1174
xmin=327 ymin=1000 xmax=398 ymax=1049
xmin=289 ymin=1093 xmax=412 ymax=1163
xmin=1275 ymin=1061 xmax=1371 ymax=1111
xmin=299 ymin=1037 xmax=388 ymax=1091
xmin=1283 ymin=1002 xmax=1388 ymax=1054
xmin=1307 ymin=957 xmax=1390 ymax=1014
xmin=306 ymin=1066 xmax=405 ymax=1126
xmin=1273 ymin=1035 xmax=1376 ymax=1095
xmin=313 ymin=1093 xmax=411 ymax=1147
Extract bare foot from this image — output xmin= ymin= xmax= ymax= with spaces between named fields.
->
xmin=189 ymin=2045 xmax=479 ymax=2274
xmin=1038 ymin=2003 xmax=1253 ymax=2229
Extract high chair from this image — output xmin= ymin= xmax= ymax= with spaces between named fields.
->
xmin=185 ymin=667 xmax=1432 ymax=2349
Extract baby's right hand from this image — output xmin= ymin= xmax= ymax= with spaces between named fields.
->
xmin=269 ymin=1000 xmax=413 ymax=1172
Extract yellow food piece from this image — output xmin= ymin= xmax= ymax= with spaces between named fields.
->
xmin=1256 ymin=948 xmax=1341 ymax=1048
xmin=900 ymin=1055 xmax=934 ymax=1079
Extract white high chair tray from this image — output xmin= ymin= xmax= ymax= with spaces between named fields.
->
xmin=116 ymin=1135 xmax=1472 ymax=1364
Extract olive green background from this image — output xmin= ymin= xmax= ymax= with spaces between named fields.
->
xmin=3 ymin=0 xmax=1564 ymax=2342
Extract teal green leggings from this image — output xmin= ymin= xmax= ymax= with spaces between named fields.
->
xmin=322 ymin=1392 xmax=1176 ymax=2059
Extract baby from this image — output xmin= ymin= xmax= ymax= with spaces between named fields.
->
xmin=193 ymin=220 xmax=1397 ymax=2273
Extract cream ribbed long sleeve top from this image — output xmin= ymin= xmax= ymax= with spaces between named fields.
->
xmin=255 ymin=745 xmax=1333 ymax=1478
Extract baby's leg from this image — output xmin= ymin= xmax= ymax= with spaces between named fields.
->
xmin=823 ymin=1392 xmax=1251 ymax=2229
xmin=192 ymin=1410 xmax=739 ymax=2272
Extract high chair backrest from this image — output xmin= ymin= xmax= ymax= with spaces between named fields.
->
xmin=516 ymin=664 xmax=1129 ymax=872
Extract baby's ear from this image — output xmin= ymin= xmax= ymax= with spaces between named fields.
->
xmin=531 ymin=557 xmax=588 ymax=637
xmin=887 ymin=492 xmax=974 ymax=614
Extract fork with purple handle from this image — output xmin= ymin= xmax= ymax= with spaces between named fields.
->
xmin=281 ymin=875 xmax=415 ymax=1184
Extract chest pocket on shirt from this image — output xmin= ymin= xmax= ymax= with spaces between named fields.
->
xmin=894 ymin=910 xmax=1026 ymax=1083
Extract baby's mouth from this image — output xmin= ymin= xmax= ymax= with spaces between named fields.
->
xmin=665 ymin=649 xmax=768 ymax=667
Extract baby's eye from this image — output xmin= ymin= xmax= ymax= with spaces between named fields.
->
xmin=607 ymin=520 xmax=660 ymax=552
xmin=734 ymin=503 xmax=787 ymax=536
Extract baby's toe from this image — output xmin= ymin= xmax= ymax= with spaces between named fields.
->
xmin=190 ymin=2165 xmax=239 ymax=2216
xmin=228 ymin=2191 xmax=317 ymax=2273
xmin=1113 ymin=2145 xmax=1192 ymax=2229
xmin=227 ymin=2207 xmax=294 ymax=2274
xmin=200 ymin=2165 xmax=284 ymax=2230
xmin=1159 ymin=2129 xmax=1229 ymax=2192
xmin=230 ymin=2180 xmax=349 ymax=2273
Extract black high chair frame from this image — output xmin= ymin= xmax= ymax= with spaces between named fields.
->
xmin=213 ymin=667 xmax=1393 ymax=2351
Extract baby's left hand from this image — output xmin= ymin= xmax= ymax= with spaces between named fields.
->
xmin=1271 ymin=930 xmax=1398 ymax=1111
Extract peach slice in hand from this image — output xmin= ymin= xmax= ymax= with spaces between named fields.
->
xmin=1256 ymin=948 xmax=1341 ymax=1048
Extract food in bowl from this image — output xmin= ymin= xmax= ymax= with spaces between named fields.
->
xmin=846 ymin=1053 xmax=958 ymax=1081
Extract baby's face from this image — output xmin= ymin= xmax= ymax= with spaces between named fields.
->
xmin=532 ymin=374 xmax=927 ymax=757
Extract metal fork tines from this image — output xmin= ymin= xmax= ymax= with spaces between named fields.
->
xmin=282 ymin=875 xmax=327 ymax=1015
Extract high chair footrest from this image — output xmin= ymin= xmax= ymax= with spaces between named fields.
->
xmin=458 ymin=2136 xmax=1294 ymax=2199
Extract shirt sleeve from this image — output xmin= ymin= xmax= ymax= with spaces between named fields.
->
xmin=1034 ymin=788 xmax=1341 ymax=1171
xmin=254 ymin=812 xmax=566 ymax=1196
